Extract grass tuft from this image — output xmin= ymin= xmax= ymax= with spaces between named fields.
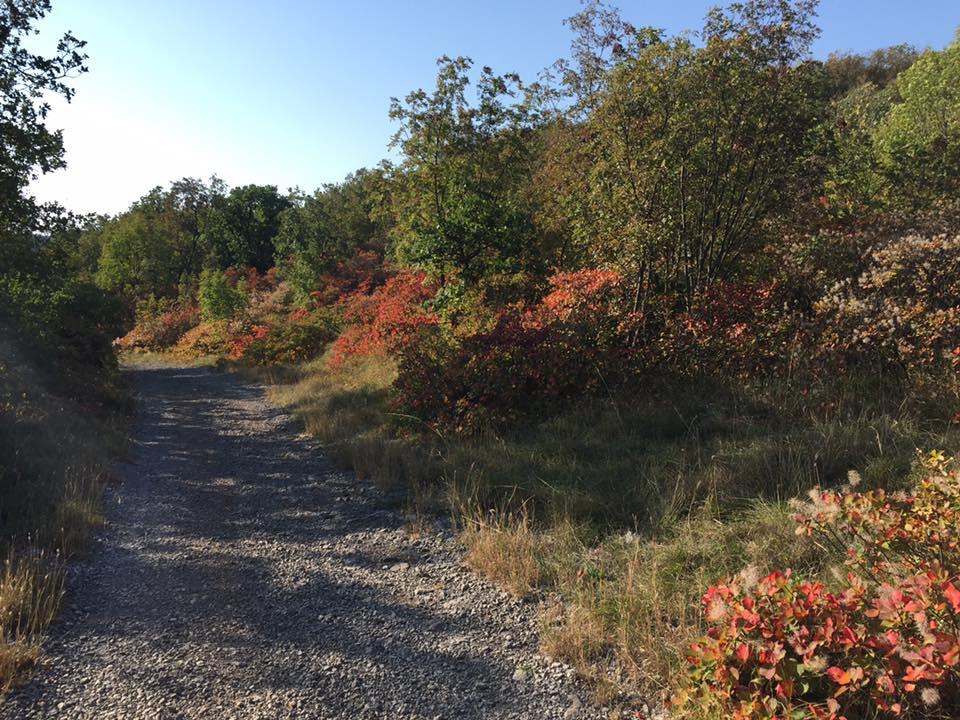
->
xmin=0 ymin=550 xmax=64 ymax=693
xmin=459 ymin=506 xmax=542 ymax=597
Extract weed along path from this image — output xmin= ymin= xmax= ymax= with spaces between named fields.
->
xmin=2 ymin=365 xmax=599 ymax=720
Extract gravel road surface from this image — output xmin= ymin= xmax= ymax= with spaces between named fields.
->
xmin=2 ymin=366 xmax=601 ymax=719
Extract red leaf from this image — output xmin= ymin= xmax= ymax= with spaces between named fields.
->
xmin=942 ymin=580 xmax=960 ymax=613
xmin=826 ymin=666 xmax=850 ymax=685
xmin=735 ymin=644 xmax=750 ymax=664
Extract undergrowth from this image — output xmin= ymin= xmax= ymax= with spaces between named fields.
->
xmin=242 ymin=350 xmax=960 ymax=711
xmin=0 ymin=337 xmax=129 ymax=693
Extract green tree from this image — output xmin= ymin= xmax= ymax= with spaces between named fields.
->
xmin=0 ymin=0 xmax=87 ymax=230
xmin=95 ymin=177 xmax=226 ymax=298
xmin=822 ymin=45 xmax=918 ymax=97
xmin=875 ymin=35 xmax=960 ymax=201
xmin=388 ymin=56 xmax=542 ymax=286
xmin=197 ymin=268 xmax=245 ymax=320
xmin=274 ymin=169 xmax=387 ymax=300
xmin=820 ymin=82 xmax=896 ymax=215
xmin=95 ymin=209 xmax=176 ymax=297
xmin=559 ymin=0 xmax=823 ymax=306
xmin=204 ymin=184 xmax=290 ymax=271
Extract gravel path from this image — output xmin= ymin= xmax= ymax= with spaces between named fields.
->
xmin=2 ymin=366 xmax=601 ymax=720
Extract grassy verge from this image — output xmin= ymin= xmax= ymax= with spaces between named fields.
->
xmin=120 ymin=350 xmax=220 ymax=368
xmin=0 ymin=337 xmax=130 ymax=693
xmin=237 ymin=351 xmax=960 ymax=709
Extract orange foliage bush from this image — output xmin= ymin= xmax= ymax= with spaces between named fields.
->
xmin=114 ymin=306 xmax=199 ymax=352
xmin=679 ymin=453 xmax=960 ymax=719
xmin=329 ymin=270 xmax=438 ymax=366
xmin=392 ymin=269 xmax=631 ymax=431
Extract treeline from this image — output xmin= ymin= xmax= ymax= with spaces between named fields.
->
xmin=104 ymin=0 xmax=958 ymax=426
xmin=91 ymin=172 xmax=387 ymax=304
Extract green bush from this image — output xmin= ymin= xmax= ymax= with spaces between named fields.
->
xmin=198 ymin=269 xmax=246 ymax=320
xmin=0 ymin=273 xmax=126 ymax=406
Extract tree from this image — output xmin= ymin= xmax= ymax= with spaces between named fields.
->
xmin=95 ymin=209 xmax=177 ymax=297
xmin=274 ymin=169 xmax=387 ymax=299
xmin=197 ymin=268 xmax=245 ymax=320
xmin=204 ymin=184 xmax=290 ymax=271
xmin=820 ymin=82 xmax=897 ymax=216
xmin=95 ymin=177 xmax=227 ymax=298
xmin=875 ymin=35 xmax=960 ymax=202
xmin=823 ymin=45 xmax=918 ymax=97
xmin=559 ymin=0 xmax=823 ymax=307
xmin=388 ymin=56 xmax=543 ymax=287
xmin=0 ymin=0 xmax=87 ymax=229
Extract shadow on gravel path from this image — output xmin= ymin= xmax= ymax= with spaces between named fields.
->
xmin=1 ymin=366 xmax=595 ymax=720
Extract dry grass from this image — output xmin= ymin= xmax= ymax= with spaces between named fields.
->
xmin=0 ymin=551 xmax=64 ymax=693
xmin=514 ymin=502 xmax=826 ymax=707
xmin=542 ymin=602 xmax=608 ymax=666
xmin=120 ymin=350 xmax=218 ymax=368
xmin=244 ymin=353 xmax=960 ymax=711
xmin=459 ymin=506 xmax=542 ymax=597
xmin=0 ymin=337 xmax=129 ymax=693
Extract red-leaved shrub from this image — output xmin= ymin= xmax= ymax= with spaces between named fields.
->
xmin=329 ymin=270 xmax=438 ymax=366
xmin=227 ymin=321 xmax=270 ymax=360
xmin=679 ymin=453 xmax=960 ymax=719
xmin=235 ymin=308 xmax=340 ymax=365
xmin=308 ymin=250 xmax=389 ymax=308
xmin=392 ymin=270 xmax=631 ymax=431
xmin=224 ymin=266 xmax=278 ymax=294
xmin=667 ymin=281 xmax=806 ymax=378
xmin=114 ymin=306 xmax=200 ymax=352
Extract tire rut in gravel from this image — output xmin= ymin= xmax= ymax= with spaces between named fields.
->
xmin=2 ymin=366 xmax=600 ymax=720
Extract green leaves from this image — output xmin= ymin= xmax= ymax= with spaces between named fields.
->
xmin=874 ymin=40 xmax=960 ymax=202
xmin=0 ymin=0 xmax=88 ymax=228
xmin=197 ymin=269 xmax=246 ymax=321
xmin=566 ymin=0 xmax=824 ymax=304
xmin=204 ymin=184 xmax=290 ymax=271
xmin=274 ymin=170 xmax=388 ymax=302
xmin=388 ymin=56 xmax=543 ymax=288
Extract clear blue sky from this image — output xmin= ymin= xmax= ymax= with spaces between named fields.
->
xmin=28 ymin=0 xmax=959 ymax=215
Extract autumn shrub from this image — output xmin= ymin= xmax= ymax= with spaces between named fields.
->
xmin=224 ymin=265 xmax=278 ymax=294
xmin=663 ymin=281 xmax=807 ymax=379
xmin=679 ymin=453 xmax=960 ymax=719
xmin=393 ymin=269 xmax=633 ymax=431
xmin=329 ymin=269 xmax=438 ymax=365
xmin=226 ymin=319 xmax=270 ymax=360
xmin=114 ymin=305 xmax=199 ymax=353
xmin=237 ymin=308 xmax=340 ymax=365
xmin=306 ymin=249 xmax=388 ymax=308
xmin=772 ymin=202 xmax=960 ymax=382
xmin=173 ymin=320 xmax=232 ymax=358
xmin=813 ymin=232 xmax=960 ymax=376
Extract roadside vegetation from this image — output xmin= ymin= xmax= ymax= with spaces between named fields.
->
xmin=5 ymin=0 xmax=960 ymax=716
xmin=0 ymin=1 xmax=131 ymax=693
